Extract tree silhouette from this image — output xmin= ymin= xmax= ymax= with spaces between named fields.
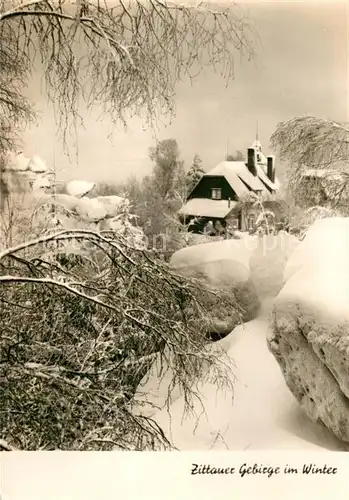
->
xmin=187 ymin=153 xmax=204 ymax=192
xmin=226 ymin=150 xmax=244 ymax=161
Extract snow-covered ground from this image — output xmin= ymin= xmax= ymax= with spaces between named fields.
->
xmin=135 ymin=231 xmax=347 ymax=451
xmin=150 ymin=299 xmax=346 ymax=451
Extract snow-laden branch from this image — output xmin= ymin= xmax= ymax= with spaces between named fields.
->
xmin=0 ymin=228 xmax=136 ymax=264
xmin=0 ymin=0 xmax=257 ymax=154
xmin=270 ymin=116 xmax=349 ymax=210
xmin=0 ymin=274 xmax=119 ymax=310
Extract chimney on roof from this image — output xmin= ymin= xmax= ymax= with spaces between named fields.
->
xmin=247 ymin=147 xmax=257 ymax=176
xmin=267 ymin=156 xmax=275 ymax=183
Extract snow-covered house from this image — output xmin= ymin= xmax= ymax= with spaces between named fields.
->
xmin=179 ymin=140 xmax=281 ymax=233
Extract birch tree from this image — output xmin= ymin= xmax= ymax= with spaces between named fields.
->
xmin=0 ymin=0 xmax=254 ymax=451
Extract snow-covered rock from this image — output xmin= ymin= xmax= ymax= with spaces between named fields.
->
xmin=170 ymin=239 xmax=260 ymax=337
xmin=3 ymin=153 xmax=52 ymax=195
xmin=66 ymin=180 xmax=95 ymax=198
xmin=141 ymin=301 xmax=346 ymax=450
xmin=28 ymin=154 xmax=47 ymax=173
xmin=268 ymin=217 xmax=349 ymax=444
xmin=5 ymin=152 xmax=30 ymax=171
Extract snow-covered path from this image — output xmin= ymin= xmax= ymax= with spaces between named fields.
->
xmin=150 ymin=299 xmax=347 ymax=451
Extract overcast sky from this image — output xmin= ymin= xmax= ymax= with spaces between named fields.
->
xmin=22 ymin=0 xmax=348 ymax=185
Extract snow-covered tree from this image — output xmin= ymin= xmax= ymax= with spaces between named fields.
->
xmin=0 ymin=0 xmax=256 ymax=208
xmin=187 ymin=154 xmax=204 ymax=192
xmin=149 ymin=139 xmax=185 ymax=201
xmin=0 ymin=0 xmax=255 ymax=451
xmin=271 ymin=116 xmax=349 ymax=213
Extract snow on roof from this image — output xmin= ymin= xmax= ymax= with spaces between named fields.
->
xmin=66 ymin=180 xmax=95 ymax=198
xmin=178 ymin=198 xmax=238 ymax=218
xmin=206 ymin=161 xmax=263 ymax=197
xmin=256 ymin=164 xmax=279 ymax=191
xmin=205 ymin=161 xmax=278 ymax=197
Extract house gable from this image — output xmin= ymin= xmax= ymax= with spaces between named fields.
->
xmin=188 ymin=175 xmax=238 ymax=201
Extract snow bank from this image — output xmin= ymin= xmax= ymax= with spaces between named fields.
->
xmin=147 ymin=302 xmax=345 ymax=450
xmin=133 ymin=238 xmax=261 ymax=417
xmin=284 ymin=217 xmax=349 ymax=282
xmin=268 ymin=217 xmax=349 ymax=444
xmin=250 ymin=231 xmax=299 ymax=299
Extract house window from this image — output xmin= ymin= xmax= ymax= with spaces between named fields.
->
xmin=248 ymin=214 xmax=255 ymax=231
xmin=211 ymin=188 xmax=222 ymax=200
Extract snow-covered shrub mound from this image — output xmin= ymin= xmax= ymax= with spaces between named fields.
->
xmin=170 ymin=239 xmax=260 ymax=338
xmin=96 ymin=195 xmax=126 ymax=218
xmin=268 ymin=217 xmax=349 ymax=444
xmin=75 ymin=196 xmax=107 ymax=222
xmin=32 ymin=193 xmax=146 ymax=253
xmin=34 ymin=193 xmax=108 ymax=223
xmin=35 ymin=193 xmax=131 ymax=224
xmin=249 ymin=231 xmax=300 ymax=299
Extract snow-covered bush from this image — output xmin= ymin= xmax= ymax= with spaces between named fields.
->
xmin=0 ymin=220 xmax=237 ymax=450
